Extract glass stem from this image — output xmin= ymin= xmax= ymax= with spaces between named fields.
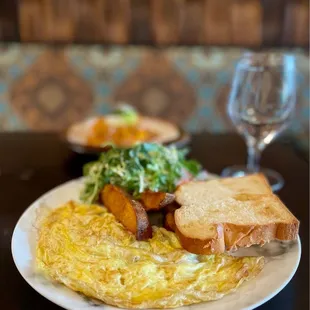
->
xmin=247 ymin=143 xmax=262 ymax=173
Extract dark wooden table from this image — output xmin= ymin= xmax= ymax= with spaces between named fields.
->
xmin=1 ymin=133 xmax=308 ymax=310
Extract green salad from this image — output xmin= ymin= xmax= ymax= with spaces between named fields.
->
xmin=80 ymin=143 xmax=201 ymax=204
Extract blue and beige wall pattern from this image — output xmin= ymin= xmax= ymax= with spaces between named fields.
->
xmin=0 ymin=44 xmax=308 ymax=141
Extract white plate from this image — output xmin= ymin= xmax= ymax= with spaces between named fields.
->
xmin=11 ymin=178 xmax=301 ymax=310
xmin=65 ymin=116 xmax=190 ymax=154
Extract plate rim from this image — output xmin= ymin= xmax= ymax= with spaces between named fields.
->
xmin=62 ymin=117 xmax=191 ymax=155
xmin=244 ymin=236 xmax=301 ymax=310
xmin=63 ymin=128 xmax=191 ymax=155
xmin=11 ymin=178 xmax=302 ymax=310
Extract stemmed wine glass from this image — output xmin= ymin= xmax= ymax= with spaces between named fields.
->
xmin=221 ymin=52 xmax=296 ymax=191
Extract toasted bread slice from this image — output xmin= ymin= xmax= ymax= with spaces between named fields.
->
xmin=102 ymin=185 xmax=152 ymax=240
xmin=175 ymin=174 xmax=299 ymax=254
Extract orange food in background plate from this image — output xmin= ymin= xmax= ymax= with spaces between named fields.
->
xmin=87 ymin=119 xmax=110 ymax=146
xmin=87 ymin=118 xmax=157 ymax=147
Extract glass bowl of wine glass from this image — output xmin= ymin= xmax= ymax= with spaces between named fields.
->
xmin=221 ymin=52 xmax=296 ymax=192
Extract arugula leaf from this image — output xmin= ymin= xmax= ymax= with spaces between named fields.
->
xmin=181 ymin=159 xmax=201 ymax=176
xmin=114 ymin=104 xmax=138 ymax=125
xmin=80 ymin=143 xmax=202 ymax=204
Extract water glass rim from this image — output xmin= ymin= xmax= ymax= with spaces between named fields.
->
xmin=237 ymin=52 xmax=296 ymax=71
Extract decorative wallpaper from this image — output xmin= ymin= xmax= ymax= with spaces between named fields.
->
xmin=0 ymin=44 xmax=308 ymax=143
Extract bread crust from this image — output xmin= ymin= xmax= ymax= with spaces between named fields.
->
xmin=174 ymin=174 xmax=300 ymax=254
xmin=175 ymin=225 xmax=225 ymax=254
xmin=224 ymin=221 xmax=300 ymax=251
xmin=175 ymin=220 xmax=299 ymax=254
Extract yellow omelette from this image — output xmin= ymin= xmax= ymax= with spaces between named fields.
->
xmin=36 ymin=201 xmax=264 ymax=308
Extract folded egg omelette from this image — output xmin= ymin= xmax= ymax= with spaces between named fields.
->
xmin=36 ymin=201 xmax=264 ymax=308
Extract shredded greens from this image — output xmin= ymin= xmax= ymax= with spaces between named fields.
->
xmin=80 ymin=143 xmax=201 ymax=204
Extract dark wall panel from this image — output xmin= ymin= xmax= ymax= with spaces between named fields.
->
xmin=2 ymin=0 xmax=307 ymax=47
xmin=0 ymin=0 xmax=19 ymax=41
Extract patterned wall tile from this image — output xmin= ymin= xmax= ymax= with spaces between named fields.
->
xmin=0 ymin=44 xmax=45 ymax=130
xmin=114 ymin=51 xmax=197 ymax=125
xmin=10 ymin=49 xmax=93 ymax=130
xmin=66 ymin=45 xmax=141 ymax=116
xmin=0 ymin=44 xmax=308 ymax=148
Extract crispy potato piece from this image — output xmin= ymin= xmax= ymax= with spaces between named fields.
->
xmin=164 ymin=212 xmax=176 ymax=232
xmin=163 ymin=202 xmax=180 ymax=232
xmin=140 ymin=191 xmax=175 ymax=211
xmin=101 ymin=185 xmax=152 ymax=240
xmin=164 ymin=202 xmax=180 ymax=214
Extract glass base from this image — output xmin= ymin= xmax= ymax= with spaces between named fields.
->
xmin=221 ymin=165 xmax=284 ymax=192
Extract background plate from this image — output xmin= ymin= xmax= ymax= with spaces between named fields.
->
xmin=12 ymin=178 xmax=301 ymax=310
xmin=63 ymin=127 xmax=191 ymax=155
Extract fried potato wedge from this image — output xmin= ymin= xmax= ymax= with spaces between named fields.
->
xmin=164 ymin=212 xmax=176 ymax=232
xmin=140 ymin=191 xmax=175 ymax=211
xmin=164 ymin=202 xmax=180 ymax=214
xmin=102 ymin=184 xmax=152 ymax=240
xmin=163 ymin=202 xmax=180 ymax=232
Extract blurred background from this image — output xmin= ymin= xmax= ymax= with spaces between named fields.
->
xmin=0 ymin=0 xmax=308 ymax=148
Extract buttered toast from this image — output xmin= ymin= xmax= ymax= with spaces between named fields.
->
xmin=174 ymin=174 xmax=299 ymax=254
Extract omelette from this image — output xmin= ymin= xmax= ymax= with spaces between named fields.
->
xmin=36 ymin=201 xmax=264 ymax=309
